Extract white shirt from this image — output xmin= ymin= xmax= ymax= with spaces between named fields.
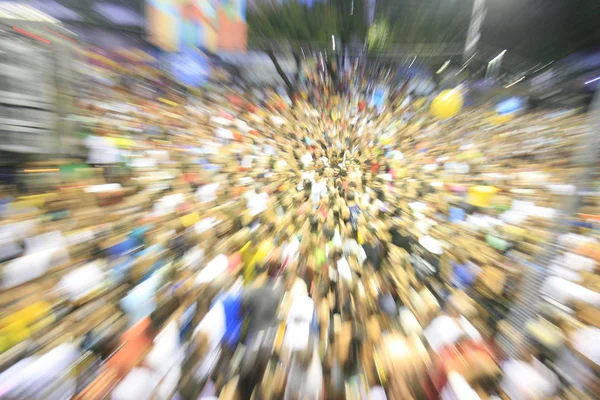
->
xmin=337 ymin=257 xmax=353 ymax=284
xmin=311 ymin=180 xmax=327 ymax=204
xmin=195 ymin=254 xmax=229 ymax=285
xmin=271 ymin=116 xmax=285 ymax=126
xmin=59 ymin=261 xmax=105 ymax=302
xmin=301 ymin=170 xmax=315 ymax=182
xmin=215 ymin=127 xmax=234 ymax=140
xmin=241 ymin=155 xmax=255 ymax=168
xmin=196 ymin=183 xmax=220 ymax=203
xmin=290 ymin=278 xmax=308 ymax=297
xmin=283 ymin=295 xmax=314 ymax=354
xmin=343 ymin=239 xmax=367 ymax=265
xmin=246 ymin=191 xmax=269 ymax=216
xmin=85 ymin=135 xmax=120 ymax=164
xmin=275 ymin=159 xmax=288 ymax=170
xmin=301 ymin=152 xmax=313 ymax=167
xmin=112 ymin=368 xmax=157 ymax=400
xmin=281 ymin=236 xmax=300 ymax=264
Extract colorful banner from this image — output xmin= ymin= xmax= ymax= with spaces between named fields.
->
xmin=147 ymin=0 xmax=247 ymax=53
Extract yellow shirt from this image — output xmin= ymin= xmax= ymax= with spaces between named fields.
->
xmin=467 ymin=185 xmax=500 ymax=208
xmin=243 ymin=240 xmax=275 ymax=283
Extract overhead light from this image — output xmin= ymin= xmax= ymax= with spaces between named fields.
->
xmin=584 ymin=76 xmax=600 ymax=85
xmin=408 ymin=56 xmax=416 ymax=68
xmin=490 ymin=49 xmax=507 ymax=64
xmin=437 ymin=60 xmax=450 ymax=74
xmin=532 ymin=60 xmax=554 ymax=74
xmin=332 ymin=35 xmax=335 ymax=51
xmin=504 ymin=76 xmax=525 ymax=88
xmin=455 ymin=52 xmax=477 ymax=75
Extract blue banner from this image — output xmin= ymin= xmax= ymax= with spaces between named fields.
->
xmin=165 ymin=47 xmax=210 ymax=87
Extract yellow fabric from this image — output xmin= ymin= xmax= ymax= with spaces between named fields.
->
xmin=180 ymin=212 xmax=200 ymax=228
xmin=503 ymin=225 xmax=526 ymax=241
xmin=489 ymin=113 xmax=514 ymax=125
xmin=113 ymin=137 xmax=136 ymax=148
xmin=467 ymin=185 xmax=500 ymax=208
xmin=240 ymin=241 xmax=252 ymax=270
xmin=0 ymin=320 xmax=30 ymax=350
xmin=413 ymin=97 xmax=427 ymax=109
xmin=1 ymin=301 xmax=52 ymax=327
xmin=242 ymin=240 xmax=275 ymax=283
xmin=380 ymin=136 xmax=393 ymax=146
xmin=358 ymin=231 xmax=365 ymax=245
xmin=15 ymin=193 xmax=56 ymax=208
xmin=394 ymin=168 xmax=406 ymax=178
xmin=251 ymin=240 xmax=274 ymax=267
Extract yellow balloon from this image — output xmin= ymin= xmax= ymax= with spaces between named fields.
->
xmin=430 ymin=89 xmax=463 ymax=119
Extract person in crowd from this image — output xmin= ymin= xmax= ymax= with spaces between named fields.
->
xmin=1 ymin=59 xmax=585 ymax=400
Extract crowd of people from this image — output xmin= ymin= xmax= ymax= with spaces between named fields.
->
xmin=0 ymin=60 xmax=599 ymax=400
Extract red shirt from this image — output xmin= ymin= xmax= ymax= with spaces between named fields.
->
xmin=426 ymin=340 xmax=496 ymax=399
xmin=183 ymin=172 xmax=198 ymax=184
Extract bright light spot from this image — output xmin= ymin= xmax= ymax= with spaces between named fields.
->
xmin=442 ymin=89 xmax=457 ymax=100
xmin=585 ymin=76 xmax=600 ymax=85
xmin=436 ymin=60 xmax=450 ymax=74
xmin=504 ymin=76 xmax=525 ymax=88
xmin=532 ymin=60 xmax=554 ymax=74
xmin=388 ymin=337 xmax=410 ymax=358
xmin=490 ymin=49 xmax=507 ymax=63
xmin=332 ymin=35 xmax=336 ymax=51
xmin=455 ymin=52 xmax=477 ymax=75
xmin=408 ymin=56 xmax=416 ymax=68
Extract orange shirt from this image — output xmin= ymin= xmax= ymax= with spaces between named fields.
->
xmin=106 ymin=317 xmax=153 ymax=377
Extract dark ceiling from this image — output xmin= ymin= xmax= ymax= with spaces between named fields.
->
xmin=22 ymin=0 xmax=600 ymax=69
xmin=481 ymin=0 xmax=600 ymax=62
xmin=377 ymin=0 xmax=599 ymax=60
